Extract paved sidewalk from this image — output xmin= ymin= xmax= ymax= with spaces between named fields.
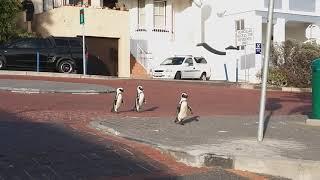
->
xmin=0 ymin=79 xmax=115 ymax=94
xmin=91 ymin=115 xmax=320 ymax=180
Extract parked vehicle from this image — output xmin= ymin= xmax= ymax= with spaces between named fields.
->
xmin=152 ymin=55 xmax=211 ymax=80
xmin=0 ymin=36 xmax=86 ymax=73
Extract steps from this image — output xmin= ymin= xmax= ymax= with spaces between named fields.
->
xmin=130 ymin=55 xmax=151 ymax=79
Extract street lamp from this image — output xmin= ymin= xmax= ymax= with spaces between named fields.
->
xmin=257 ymin=0 xmax=275 ymax=142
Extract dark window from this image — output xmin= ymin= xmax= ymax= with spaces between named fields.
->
xmin=8 ymin=39 xmax=37 ymax=49
xmin=195 ymin=57 xmax=207 ymax=64
xmin=160 ymin=57 xmax=184 ymax=65
xmin=69 ymin=39 xmax=82 ymax=47
xmin=54 ymin=39 xmax=69 ymax=47
xmin=33 ymin=39 xmax=48 ymax=49
xmin=185 ymin=58 xmax=193 ymax=66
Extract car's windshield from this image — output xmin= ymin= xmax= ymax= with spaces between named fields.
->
xmin=160 ymin=57 xmax=185 ymax=65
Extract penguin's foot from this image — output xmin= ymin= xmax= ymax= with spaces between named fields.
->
xmin=178 ymin=121 xmax=184 ymax=125
xmin=174 ymin=118 xmax=179 ymax=123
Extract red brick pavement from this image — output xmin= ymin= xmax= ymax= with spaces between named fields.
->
xmin=0 ymin=75 xmax=311 ymax=117
xmin=0 ymin=75 xmax=306 ymax=179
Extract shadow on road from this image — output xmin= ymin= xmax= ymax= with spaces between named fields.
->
xmin=0 ymin=109 xmax=170 ymax=179
xmin=263 ymin=98 xmax=283 ymax=137
xmin=182 ymin=116 xmax=200 ymax=125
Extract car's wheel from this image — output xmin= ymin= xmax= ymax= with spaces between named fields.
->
xmin=174 ymin=71 xmax=181 ymax=80
xmin=58 ymin=60 xmax=75 ymax=73
xmin=200 ymin=73 xmax=207 ymax=81
xmin=0 ymin=58 xmax=6 ymax=70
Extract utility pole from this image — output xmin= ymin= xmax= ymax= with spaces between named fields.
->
xmin=257 ymin=0 xmax=275 ymax=142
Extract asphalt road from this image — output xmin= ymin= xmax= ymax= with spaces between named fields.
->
xmin=0 ymin=75 xmax=300 ymax=179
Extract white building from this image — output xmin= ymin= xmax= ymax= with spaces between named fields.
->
xmin=27 ymin=0 xmax=320 ymax=82
xmin=119 ymin=0 xmax=320 ymax=83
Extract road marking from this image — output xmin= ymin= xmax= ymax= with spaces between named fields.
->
xmin=121 ymin=147 xmax=134 ymax=156
xmin=218 ymin=130 xmax=228 ymax=133
xmin=24 ymin=169 xmax=34 ymax=180
xmin=137 ymin=164 xmax=152 ymax=173
xmin=46 ymin=165 xmax=59 ymax=177
xmin=80 ymin=153 xmax=90 ymax=160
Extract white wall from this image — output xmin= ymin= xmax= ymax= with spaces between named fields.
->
xmin=126 ymin=0 xmax=320 ymax=83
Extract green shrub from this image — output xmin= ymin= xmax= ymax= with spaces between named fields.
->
xmin=259 ymin=40 xmax=320 ymax=88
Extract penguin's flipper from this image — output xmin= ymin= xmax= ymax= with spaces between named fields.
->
xmin=188 ymin=105 xmax=193 ymax=115
xmin=176 ymin=105 xmax=181 ymax=115
xmin=133 ymin=98 xmax=138 ymax=111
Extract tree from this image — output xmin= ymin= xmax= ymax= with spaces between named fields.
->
xmin=0 ymin=0 xmax=22 ymax=43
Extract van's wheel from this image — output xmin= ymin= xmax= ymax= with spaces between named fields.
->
xmin=58 ymin=60 xmax=75 ymax=73
xmin=174 ymin=72 xmax=181 ymax=80
xmin=200 ymin=73 xmax=207 ymax=81
xmin=0 ymin=59 xmax=6 ymax=70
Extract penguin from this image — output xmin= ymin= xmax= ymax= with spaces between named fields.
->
xmin=174 ymin=92 xmax=193 ymax=125
xmin=111 ymin=88 xmax=124 ymax=113
xmin=133 ymin=85 xmax=146 ymax=112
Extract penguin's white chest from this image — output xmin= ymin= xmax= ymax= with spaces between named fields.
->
xmin=115 ymin=94 xmax=123 ymax=109
xmin=178 ymin=101 xmax=188 ymax=120
xmin=138 ymin=93 xmax=145 ymax=106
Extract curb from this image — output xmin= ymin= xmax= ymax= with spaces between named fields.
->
xmin=0 ymin=70 xmax=311 ymax=93
xmin=90 ymin=120 xmax=320 ymax=180
xmin=0 ymin=86 xmax=115 ymax=94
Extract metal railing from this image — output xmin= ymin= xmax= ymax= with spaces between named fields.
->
xmin=136 ymin=44 xmax=152 ymax=74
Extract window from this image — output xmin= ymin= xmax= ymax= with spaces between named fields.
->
xmin=195 ymin=57 xmax=207 ymax=64
xmin=138 ymin=0 xmax=146 ymax=29
xmin=235 ymin=19 xmax=245 ymax=31
xmin=8 ymin=39 xmax=37 ymax=49
xmin=185 ymin=58 xmax=193 ymax=66
xmin=69 ymin=39 xmax=82 ymax=47
xmin=154 ymin=1 xmax=166 ymax=29
xmin=54 ymin=39 xmax=69 ymax=47
xmin=33 ymin=39 xmax=48 ymax=49
xmin=289 ymin=0 xmax=315 ymax=12
xmin=235 ymin=19 xmax=245 ymax=50
xmin=160 ymin=57 xmax=184 ymax=65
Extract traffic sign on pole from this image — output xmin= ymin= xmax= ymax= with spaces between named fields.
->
xmin=236 ymin=28 xmax=254 ymax=46
xmin=80 ymin=8 xmax=85 ymax=25
xmin=80 ymin=8 xmax=86 ymax=75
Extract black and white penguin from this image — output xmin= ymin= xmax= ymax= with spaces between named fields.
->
xmin=174 ymin=92 xmax=193 ymax=125
xmin=134 ymin=85 xmax=146 ymax=112
xmin=111 ymin=87 xmax=124 ymax=113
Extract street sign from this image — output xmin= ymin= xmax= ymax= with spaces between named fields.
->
xmin=256 ymin=48 xmax=262 ymax=54
xmin=236 ymin=28 xmax=254 ymax=46
xmin=256 ymin=43 xmax=262 ymax=54
xmin=80 ymin=8 xmax=85 ymax=25
xmin=80 ymin=8 xmax=86 ymax=75
xmin=256 ymin=43 xmax=262 ymax=49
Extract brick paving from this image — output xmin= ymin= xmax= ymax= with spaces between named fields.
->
xmin=0 ymin=75 xmax=307 ymax=179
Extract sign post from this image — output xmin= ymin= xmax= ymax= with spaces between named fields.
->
xmin=80 ymin=8 xmax=86 ymax=75
xmin=236 ymin=28 xmax=253 ymax=82
xmin=257 ymin=0 xmax=275 ymax=142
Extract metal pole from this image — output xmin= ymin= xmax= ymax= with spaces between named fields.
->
xmin=257 ymin=0 xmax=275 ymax=142
xmin=244 ymin=45 xmax=247 ymax=82
xmin=236 ymin=59 xmax=239 ymax=83
xmin=82 ymin=23 xmax=86 ymax=75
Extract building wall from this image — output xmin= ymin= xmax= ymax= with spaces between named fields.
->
xmin=122 ymin=0 xmax=320 ymax=82
xmin=32 ymin=6 xmax=130 ymax=77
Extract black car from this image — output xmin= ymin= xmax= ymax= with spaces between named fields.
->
xmin=0 ymin=36 xmax=86 ymax=73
